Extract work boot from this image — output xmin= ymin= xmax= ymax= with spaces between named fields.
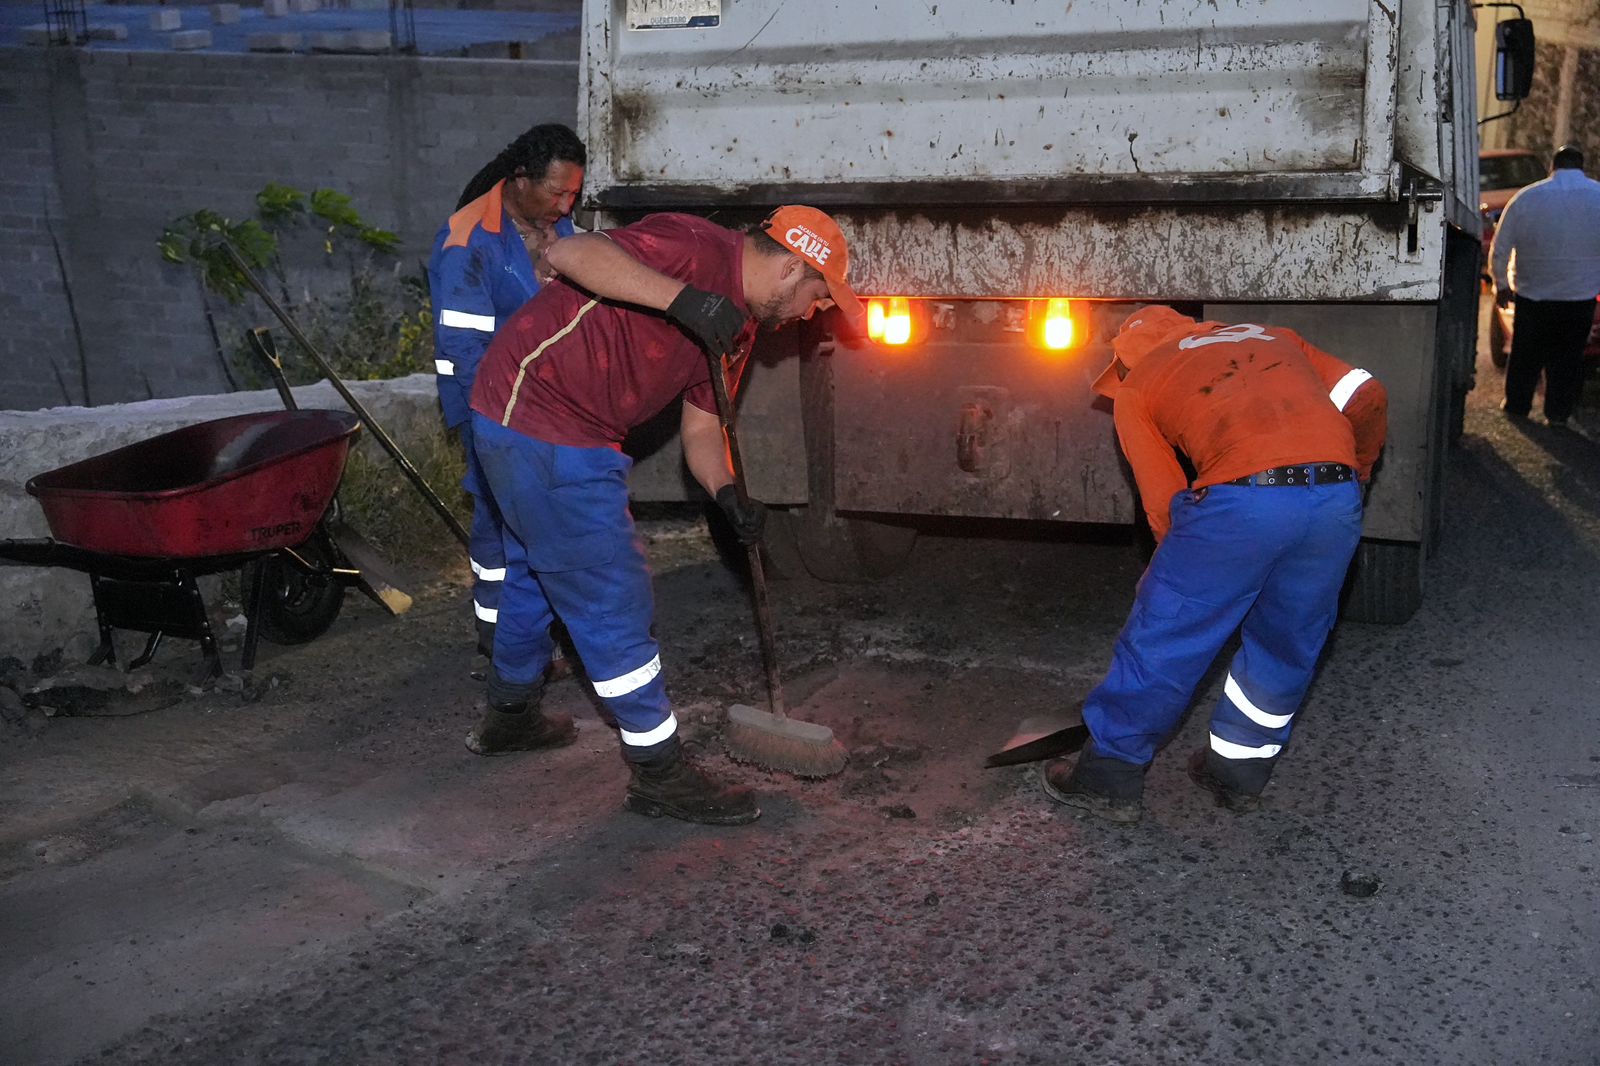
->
xmin=1040 ymin=748 xmax=1144 ymax=825
xmin=624 ymin=742 xmax=760 ymax=826
xmin=465 ymin=696 xmax=577 ymax=757
xmin=1186 ymin=750 xmax=1262 ymax=813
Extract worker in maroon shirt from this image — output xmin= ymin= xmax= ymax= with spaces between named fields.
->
xmin=467 ymin=207 xmax=863 ymax=826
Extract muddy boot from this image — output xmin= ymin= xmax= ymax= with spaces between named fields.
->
xmin=624 ymin=741 xmax=760 ymax=826
xmin=1040 ymin=747 xmax=1144 ymax=825
xmin=475 ymin=618 xmax=496 ymax=659
xmin=465 ymin=685 xmax=577 ymax=757
xmin=1186 ymin=750 xmax=1263 ymax=813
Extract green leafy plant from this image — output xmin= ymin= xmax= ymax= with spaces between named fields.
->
xmin=159 ymin=184 xmax=428 ymax=387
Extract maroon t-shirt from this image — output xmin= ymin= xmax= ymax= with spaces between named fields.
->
xmin=471 ymin=213 xmax=756 ymax=447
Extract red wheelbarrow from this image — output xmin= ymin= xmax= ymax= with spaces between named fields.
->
xmin=1 ymin=409 xmax=408 ymax=680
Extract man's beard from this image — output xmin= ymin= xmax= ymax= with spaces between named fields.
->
xmin=751 ymin=293 xmax=790 ymax=330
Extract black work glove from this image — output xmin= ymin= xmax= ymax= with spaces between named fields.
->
xmin=715 ymin=484 xmax=767 ymax=545
xmin=666 ymin=285 xmax=749 ymax=356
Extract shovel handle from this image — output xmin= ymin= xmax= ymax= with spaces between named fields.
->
xmin=221 ymin=241 xmax=471 ymax=550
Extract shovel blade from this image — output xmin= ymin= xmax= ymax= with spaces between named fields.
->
xmin=984 ymin=722 xmax=1090 ymax=768
xmin=330 ymin=524 xmax=413 ymax=616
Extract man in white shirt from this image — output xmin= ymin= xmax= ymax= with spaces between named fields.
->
xmin=1491 ymin=144 xmax=1600 ymax=427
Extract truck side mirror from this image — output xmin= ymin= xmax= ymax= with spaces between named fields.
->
xmin=1495 ymin=19 xmax=1535 ymax=101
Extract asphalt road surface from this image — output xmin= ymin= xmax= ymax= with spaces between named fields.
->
xmin=2 ymin=335 xmax=1596 ymax=1065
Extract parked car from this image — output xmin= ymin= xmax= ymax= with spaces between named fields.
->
xmin=1479 ymin=148 xmax=1600 ymax=369
xmin=1480 ymin=148 xmax=1547 ymax=228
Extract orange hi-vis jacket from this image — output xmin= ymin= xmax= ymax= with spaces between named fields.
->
xmin=1112 ymin=321 xmax=1388 ymax=542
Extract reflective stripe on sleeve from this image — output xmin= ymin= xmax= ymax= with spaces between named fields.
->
xmin=440 ymin=309 xmax=496 ymax=332
xmin=592 ymin=654 xmax=663 ymax=699
xmin=620 ymin=712 xmax=678 ymax=748
xmin=435 ymin=359 xmax=455 ymax=375
xmin=470 ymin=559 xmax=506 ymax=582
xmin=1329 ymin=369 xmax=1373 ymax=411
xmin=1224 ymin=674 xmax=1294 ymax=729
xmin=473 ymin=601 xmax=499 ymax=623
xmin=1209 ymin=733 xmax=1282 ymax=760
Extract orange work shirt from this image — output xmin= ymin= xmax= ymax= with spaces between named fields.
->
xmin=1113 ymin=321 xmax=1388 ymax=541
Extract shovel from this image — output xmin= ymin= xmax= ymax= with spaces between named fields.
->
xmin=984 ymin=714 xmax=1090 ymax=768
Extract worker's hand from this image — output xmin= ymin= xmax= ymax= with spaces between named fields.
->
xmin=667 ymin=285 xmax=749 ymax=357
xmin=715 ymin=484 xmax=767 ymax=545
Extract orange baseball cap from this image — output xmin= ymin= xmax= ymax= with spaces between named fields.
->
xmin=1091 ymin=305 xmax=1198 ymax=397
xmin=761 ymin=205 xmax=865 ymax=329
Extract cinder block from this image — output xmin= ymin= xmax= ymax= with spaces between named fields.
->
xmin=289 ymin=0 xmax=320 ymax=11
xmin=309 ymin=31 xmax=348 ymax=50
xmin=169 ymin=29 xmax=212 ymax=49
xmin=149 ymin=9 xmax=181 ymax=30
xmin=263 ymin=0 xmax=289 ymax=15
xmin=21 ymin=23 xmax=53 ymax=46
xmin=210 ymin=4 xmax=241 ymax=24
xmin=346 ymin=0 xmax=387 ymax=9
xmin=86 ymin=23 xmax=130 ymax=40
xmin=248 ymin=31 xmax=303 ymax=51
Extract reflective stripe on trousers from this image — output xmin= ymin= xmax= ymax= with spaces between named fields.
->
xmin=1081 ymin=481 xmax=1363 ymax=771
xmin=459 ymin=418 xmax=506 ymax=622
xmin=469 ymin=413 xmax=675 ymax=757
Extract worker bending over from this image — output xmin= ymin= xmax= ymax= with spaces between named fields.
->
xmin=1045 ymin=307 xmax=1388 ymax=824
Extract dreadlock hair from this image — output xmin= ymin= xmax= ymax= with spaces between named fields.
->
xmin=455 ymin=124 xmax=588 ymax=210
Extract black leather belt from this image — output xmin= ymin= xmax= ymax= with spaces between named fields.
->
xmin=1229 ymin=463 xmax=1354 ymax=487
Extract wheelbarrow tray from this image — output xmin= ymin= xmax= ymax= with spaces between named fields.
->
xmin=26 ymin=410 xmax=361 ymax=559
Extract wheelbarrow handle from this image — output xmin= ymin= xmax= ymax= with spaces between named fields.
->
xmin=0 ymin=538 xmax=77 ymax=569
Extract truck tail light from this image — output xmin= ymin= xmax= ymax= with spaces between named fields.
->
xmin=1032 ymin=298 xmax=1078 ymax=351
xmin=866 ymin=297 xmax=918 ymax=346
xmin=861 ymin=297 xmax=1086 ymax=351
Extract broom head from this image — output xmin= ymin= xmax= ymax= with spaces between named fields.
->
xmin=724 ymin=702 xmax=848 ymax=779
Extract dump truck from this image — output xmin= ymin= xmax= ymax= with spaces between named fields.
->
xmin=579 ymin=0 xmax=1531 ymax=623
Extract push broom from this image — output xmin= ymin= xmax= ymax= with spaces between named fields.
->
xmin=704 ymin=349 xmax=848 ymax=778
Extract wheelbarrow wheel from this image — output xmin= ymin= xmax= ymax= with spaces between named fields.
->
xmin=253 ymin=534 xmax=346 ymax=646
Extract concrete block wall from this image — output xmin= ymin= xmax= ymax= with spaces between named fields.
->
xmin=0 ymin=53 xmax=80 ymax=411
xmin=0 ymin=49 xmax=577 ymax=412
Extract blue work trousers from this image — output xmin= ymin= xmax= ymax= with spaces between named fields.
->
xmin=470 ymin=414 xmax=675 ymax=759
xmin=458 ymin=418 xmax=507 ymax=630
xmin=1083 ymin=481 xmax=1363 ymax=780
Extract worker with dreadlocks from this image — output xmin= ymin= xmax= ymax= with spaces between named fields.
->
xmin=1042 ymin=307 xmax=1388 ymax=824
xmin=465 ymin=207 xmax=864 ymax=825
xmin=427 ymin=123 xmax=586 ymax=660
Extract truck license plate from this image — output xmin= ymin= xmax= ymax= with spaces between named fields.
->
xmin=626 ymin=0 xmax=720 ymax=29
